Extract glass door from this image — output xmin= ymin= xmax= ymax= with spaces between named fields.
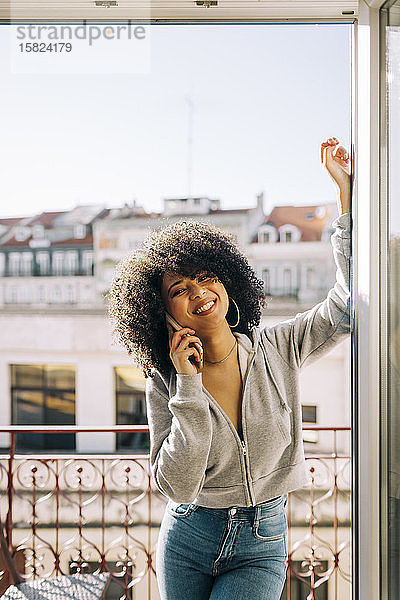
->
xmin=380 ymin=2 xmax=400 ymax=598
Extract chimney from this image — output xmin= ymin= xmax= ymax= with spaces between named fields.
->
xmin=256 ymin=191 xmax=264 ymax=213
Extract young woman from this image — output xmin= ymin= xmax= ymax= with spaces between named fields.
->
xmin=108 ymin=137 xmax=351 ymax=599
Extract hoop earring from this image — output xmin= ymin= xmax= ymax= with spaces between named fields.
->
xmin=227 ymin=297 xmax=240 ymax=328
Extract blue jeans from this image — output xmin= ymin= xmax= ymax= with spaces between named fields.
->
xmin=156 ymin=494 xmax=288 ymax=599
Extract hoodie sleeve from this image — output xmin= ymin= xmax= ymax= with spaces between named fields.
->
xmin=145 ymin=370 xmax=213 ymax=503
xmin=261 ymin=212 xmax=351 ymax=370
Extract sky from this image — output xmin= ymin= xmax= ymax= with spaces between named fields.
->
xmin=0 ymin=23 xmax=351 ymax=218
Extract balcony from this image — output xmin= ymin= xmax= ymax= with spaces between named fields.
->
xmin=0 ymin=426 xmax=351 ymax=599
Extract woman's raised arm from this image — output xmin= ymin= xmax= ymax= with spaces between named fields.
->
xmin=260 ymin=138 xmax=352 ymax=369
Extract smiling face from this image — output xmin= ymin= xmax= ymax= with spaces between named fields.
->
xmin=161 ymin=271 xmax=230 ymax=333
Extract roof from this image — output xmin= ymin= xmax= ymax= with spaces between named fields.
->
xmin=0 ymin=207 xmax=105 ymax=248
xmin=50 ymin=233 xmax=93 ymax=247
xmin=254 ymin=204 xmax=337 ymax=242
xmin=28 ymin=211 xmax=68 ymax=227
xmin=1 ymin=232 xmax=93 ymax=248
xmin=211 ymin=208 xmax=251 ymax=215
xmin=0 ymin=217 xmax=27 ymax=227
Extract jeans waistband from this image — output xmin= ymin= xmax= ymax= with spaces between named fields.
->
xmin=194 ymin=494 xmax=287 ymax=521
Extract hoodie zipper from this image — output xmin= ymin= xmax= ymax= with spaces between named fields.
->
xmin=201 ymin=344 xmax=258 ymax=506
xmin=239 ymin=433 xmax=255 ymax=505
xmin=239 ymin=345 xmax=257 ymax=505
xmin=201 ymin=386 xmax=256 ymax=505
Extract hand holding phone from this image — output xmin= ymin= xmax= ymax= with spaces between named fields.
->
xmin=166 ymin=312 xmax=204 ymax=373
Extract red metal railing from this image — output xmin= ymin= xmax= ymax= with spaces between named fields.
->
xmin=0 ymin=426 xmax=351 ymax=600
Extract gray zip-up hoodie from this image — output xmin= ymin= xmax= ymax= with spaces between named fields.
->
xmin=145 ymin=212 xmax=351 ymax=508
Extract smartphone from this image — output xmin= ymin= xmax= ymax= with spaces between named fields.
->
xmin=165 ymin=312 xmax=203 ymax=369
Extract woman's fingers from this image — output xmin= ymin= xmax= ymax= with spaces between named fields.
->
xmin=182 ymin=345 xmax=202 ymax=364
xmin=320 ymin=138 xmax=337 ymax=163
xmin=321 ymin=137 xmax=351 ymax=189
xmin=168 ymin=327 xmax=194 ymax=350
xmin=335 ymin=145 xmax=350 ymax=162
xmin=169 ymin=329 xmax=203 ymax=361
xmin=321 ymin=138 xmax=350 ymax=166
xmin=177 ymin=334 xmax=202 ymax=352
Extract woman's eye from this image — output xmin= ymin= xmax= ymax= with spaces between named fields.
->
xmin=173 ymin=288 xmax=185 ymax=296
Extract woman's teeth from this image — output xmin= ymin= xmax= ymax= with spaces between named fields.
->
xmin=195 ymin=300 xmax=215 ymax=314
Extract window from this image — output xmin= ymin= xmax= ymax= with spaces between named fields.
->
xmin=14 ymin=226 xmax=30 ymax=242
xmin=283 ymin=268 xmax=292 ymax=295
xmin=10 ymin=364 xmax=76 ymax=452
xmin=99 ymin=236 xmax=117 ymax=249
xmin=302 ymin=404 xmax=318 ymax=444
xmin=20 ymin=252 xmax=33 ymax=276
xmin=8 ymin=252 xmax=20 ymax=276
xmin=302 ymin=405 xmax=317 ymax=423
xmin=74 ymin=223 xmax=86 ymax=239
xmin=52 ymin=252 xmax=64 ymax=276
xmin=284 ymin=231 xmax=292 ymax=243
xmin=64 ymin=251 xmax=78 ymax=275
xmin=36 ymin=251 xmax=50 ymax=275
xmin=115 ymin=366 xmax=147 ymax=452
xmin=382 ymin=8 xmax=400 ymax=595
xmin=32 ymin=224 xmax=45 ymax=239
xmin=279 ymin=225 xmax=301 ymax=244
xmin=258 ymin=225 xmax=276 ymax=244
xmin=262 ymin=268 xmax=271 ymax=294
xmin=0 ymin=253 xmax=5 ymax=276
xmin=81 ymin=251 xmax=94 ymax=275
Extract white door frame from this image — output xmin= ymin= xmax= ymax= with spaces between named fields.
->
xmin=353 ymin=1 xmax=386 ymax=598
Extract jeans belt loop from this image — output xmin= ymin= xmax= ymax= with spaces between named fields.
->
xmin=254 ymin=504 xmax=261 ymax=528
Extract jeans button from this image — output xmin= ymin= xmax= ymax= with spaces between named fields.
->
xmin=229 ymin=508 xmax=237 ymax=516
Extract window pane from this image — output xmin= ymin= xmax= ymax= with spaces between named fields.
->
xmin=11 ymin=364 xmax=43 ymax=388
xmin=115 ymin=366 xmax=145 ymax=392
xmin=115 ymin=366 xmax=147 ymax=451
xmin=385 ymin=7 xmax=400 ymax=596
xmin=116 ymin=392 xmax=148 ymax=452
xmin=46 ymin=392 xmax=75 ymax=423
xmin=12 ymin=389 xmax=43 ymax=424
xmin=10 ymin=364 xmax=76 ymax=451
xmin=46 ymin=365 xmax=75 ymax=389
xmin=302 ymin=405 xmax=317 ymax=423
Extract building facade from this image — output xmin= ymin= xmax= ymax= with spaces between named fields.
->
xmin=0 ymin=195 xmax=349 ymax=456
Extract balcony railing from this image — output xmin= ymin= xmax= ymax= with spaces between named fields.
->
xmin=0 ymin=426 xmax=351 ymax=600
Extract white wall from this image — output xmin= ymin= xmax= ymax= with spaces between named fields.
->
xmin=0 ymin=312 xmax=134 ymax=453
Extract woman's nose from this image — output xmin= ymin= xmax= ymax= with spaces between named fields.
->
xmin=189 ymin=283 xmax=206 ymax=299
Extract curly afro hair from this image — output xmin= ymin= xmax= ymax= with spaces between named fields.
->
xmin=107 ymin=220 xmax=267 ymax=378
